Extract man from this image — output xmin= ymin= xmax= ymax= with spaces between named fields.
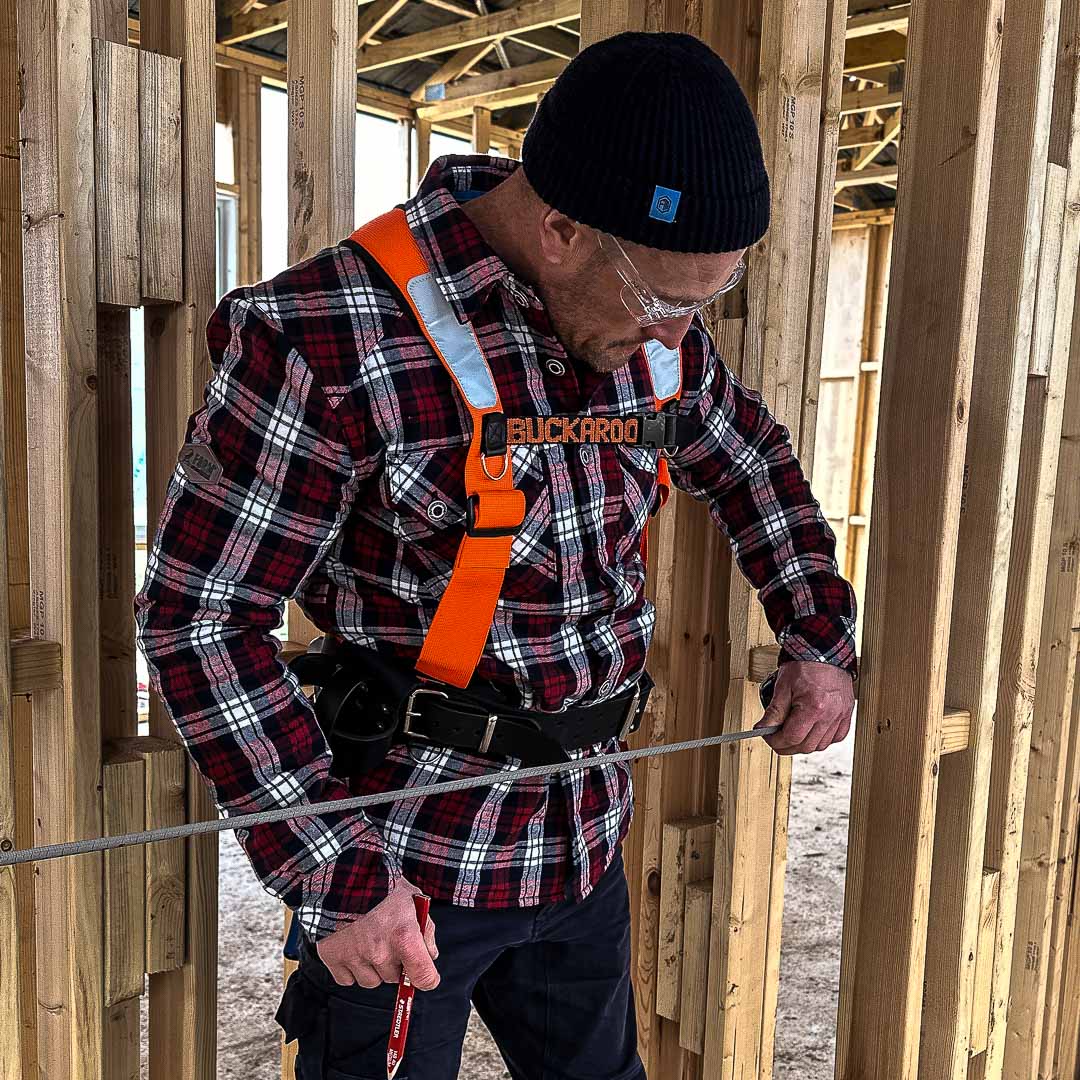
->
xmin=135 ymin=30 xmax=856 ymax=1080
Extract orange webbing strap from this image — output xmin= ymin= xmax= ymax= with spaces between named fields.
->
xmin=640 ymin=339 xmax=684 ymax=564
xmin=349 ymin=210 xmax=525 ymax=687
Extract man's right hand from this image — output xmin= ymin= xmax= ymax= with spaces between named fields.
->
xmin=316 ymin=879 xmax=440 ymax=991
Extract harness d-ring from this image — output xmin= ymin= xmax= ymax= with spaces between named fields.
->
xmin=481 ymin=451 xmax=510 ymax=482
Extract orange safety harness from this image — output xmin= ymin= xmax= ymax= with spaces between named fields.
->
xmin=350 ymin=209 xmax=683 ymax=689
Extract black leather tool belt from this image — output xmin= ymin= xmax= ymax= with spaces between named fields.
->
xmin=285 ymin=635 xmax=652 ymax=778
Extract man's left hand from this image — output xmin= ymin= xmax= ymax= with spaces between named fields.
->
xmin=753 ymin=661 xmax=855 ymax=756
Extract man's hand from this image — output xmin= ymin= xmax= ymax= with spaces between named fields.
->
xmin=316 ymin=878 xmax=440 ymax=991
xmin=753 ymin=661 xmax=855 ymax=756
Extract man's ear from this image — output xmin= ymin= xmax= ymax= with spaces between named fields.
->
xmin=538 ymin=209 xmax=588 ymax=270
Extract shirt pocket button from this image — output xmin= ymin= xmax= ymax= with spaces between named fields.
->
xmin=426 ymin=499 xmax=448 ymax=523
xmin=579 ymin=446 xmax=593 ymax=465
xmin=546 ymin=358 xmax=566 ymax=376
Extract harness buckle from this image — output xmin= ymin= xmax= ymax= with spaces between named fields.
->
xmin=639 ymin=412 xmax=678 ymax=451
xmin=618 ymin=685 xmax=642 ymax=742
xmin=466 ymin=493 xmax=519 ymax=538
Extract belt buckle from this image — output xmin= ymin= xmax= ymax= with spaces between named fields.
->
xmin=402 ymin=686 xmax=449 ymax=743
xmin=618 ymin=685 xmax=642 ymax=742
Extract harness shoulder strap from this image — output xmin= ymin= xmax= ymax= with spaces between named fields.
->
xmin=349 ymin=209 xmax=525 ymax=688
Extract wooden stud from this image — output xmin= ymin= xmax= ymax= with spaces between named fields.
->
xmin=834 ymin=1 xmax=1005 ymax=1077
xmin=999 ymin=184 xmax=1080 ymax=1080
xmin=93 ymin=40 xmax=141 ymax=308
xmin=138 ymin=1 xmax=220 ymax=1077
xmin=657 ymin=818 xmax=715 ymax=1021
xmin=917 ymin=2 xmax=1063 ymax=1070
xmin=472 ymin=106 xmax=492 ymax=154
xmin=284 ymin=0 xmax=358 ymax=649
xmin=969 ymin=870 xmax=1000 ymax=1057
xmin=102 ymin=750 xmax=147 ymax=1006
xmin=16 ymin=0 xmax=106 ymax=1077
xmin=0 ymin=33 xmax=19 ymax=1063
xmin=140 ymin=50 xmax=183 ymax=304
xmin=416 ymin=118 xmax=433 ymax=189
xmin=678 ymin=880 xmax=712 ymax=1056
xmin=1 ymin=6 xmax=37 ymax=1074
xmin=112 ymin=736 xmax=187 ymax=973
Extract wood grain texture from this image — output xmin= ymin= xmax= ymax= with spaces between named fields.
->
xmin=140 ymin=50 xmax=183 ymax=303
xmin=93 ymin=39 xmax=141 ymax=307
xmin=834 ymin=0 xmax=1005 ymax=1076
xmin=138 ymin=2 xmax=220 ymax=1078
xmin=0 ymin=9 xmax=36 ymax=1074
xmin=0 ymin=48 xmax=19 ymax=1063
xmin=102 ymin=751 xmax=146 ymax=1006
xmin=657 ymin=818 xmax=715 ymax=1021
xmin=678 ymin=880 xmax=712 ymax=1056
xmin=919 ymin=5 xmax=1061 ymax=1074
xmin=16 ymin=1 xmax=106 ymax=1078
xmin=968 ymin=870 xmax=1000 ymax=1058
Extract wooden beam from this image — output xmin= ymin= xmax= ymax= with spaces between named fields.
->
xmin=969 ymin=870 xmax=1001 ymax=1057
xmin=139 ymin=50 xmax=184 ymax=303
xmin=835 ymin=163 xmax=899 ymax=187
xmin=834 ymin=0 xmax=1006 ymax=1076
xmin=411 ymin=40 xmax=496 ymax=102
xmin=852 ymin=111 xmax=901 ymax=169
xmin=420 ymin=55 xmax=565 ymax=108
xmin=844 ymin=30 xmax=907 ymax=74
xmin=16 ymin=1 xmax=106 ymax=1077
xmin=417 ymin=58 xmax=564 ymax=119
xmin=841 ymin=84 xmax=904 ymax=116
xmin=137 ymin=1 xmax=220 ymax=1077
xmin=219 ymin=0 xmax=289 ymax=45
xmin=847 ymin=3 xmax=911 ymax=38
xmin=838 ymin=121 xmax=887 ymax=148
xmin=471 ymin=105 xmax=492 ymax=152
xmin=357 ymin=0 xmax=408 ymax=47
xmin=92 ymin=40 xmax=141 ymax=307
xmin=0 ymin=15 xmax=20 ymax=1067
xmin=678 ymin=880 xmax=712 ymax=1056
xmin=356 ymin=0 xmax=580 ymax=73
xmin=656 ymin=818 xmax=714 ymax=1021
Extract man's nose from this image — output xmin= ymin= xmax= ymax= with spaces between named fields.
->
xmin=645 ymin=313 xmax=695 ymax=351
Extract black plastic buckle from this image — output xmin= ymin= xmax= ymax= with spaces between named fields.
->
xmin=466 ymin=493 xmax=519 ymax=538
xmin=638 ymin=411 xmax=679 ymax=450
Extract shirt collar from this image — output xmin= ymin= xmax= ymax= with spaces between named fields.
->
xmin=404 ymin=153 xmax=542 ymax=325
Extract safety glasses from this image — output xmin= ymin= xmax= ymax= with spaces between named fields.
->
xmin=596 ymin=231 xmax=747 ymax=327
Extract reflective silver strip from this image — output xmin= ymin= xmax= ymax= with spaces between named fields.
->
xmin=407 ymin=273 xmax=498 ymax=410
xmin=643 ymin=339 xmax=682 ymax=401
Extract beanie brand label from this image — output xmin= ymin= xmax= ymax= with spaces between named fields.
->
xmin=649 ymin=185 xmax=681 ymax=223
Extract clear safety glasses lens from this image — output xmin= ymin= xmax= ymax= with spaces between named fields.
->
xmin=599 ymin=233 xmax=747 ymax=328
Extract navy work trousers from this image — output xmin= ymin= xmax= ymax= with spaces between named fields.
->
xmin=274 ymin=845 xmax=645 ymax=1080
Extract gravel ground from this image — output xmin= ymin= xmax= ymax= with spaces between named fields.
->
xmin=137 ymin=733 xmax=853 ymax=1079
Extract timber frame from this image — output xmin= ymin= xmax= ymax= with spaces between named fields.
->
xmin=4 ymin=2 xmax=1080 ymax=1080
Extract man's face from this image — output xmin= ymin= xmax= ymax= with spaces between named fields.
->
xmin=537 ymin=223 xmax=746 ymax=374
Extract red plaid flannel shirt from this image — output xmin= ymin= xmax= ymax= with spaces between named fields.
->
xmin=134 ymin=155 xmax=857 ymax=941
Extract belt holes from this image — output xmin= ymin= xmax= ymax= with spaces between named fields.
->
xmin=427 ymin=499 xmax=448 ymax=522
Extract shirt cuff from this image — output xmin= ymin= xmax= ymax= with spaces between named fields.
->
xmin=295 ymin=844 xmax=403 ymax=942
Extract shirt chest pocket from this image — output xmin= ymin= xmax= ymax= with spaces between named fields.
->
xmin=383 ymin=442 xmax=559 ymax=588
xmin=613 ymin=444 xmax=663 ymax=561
